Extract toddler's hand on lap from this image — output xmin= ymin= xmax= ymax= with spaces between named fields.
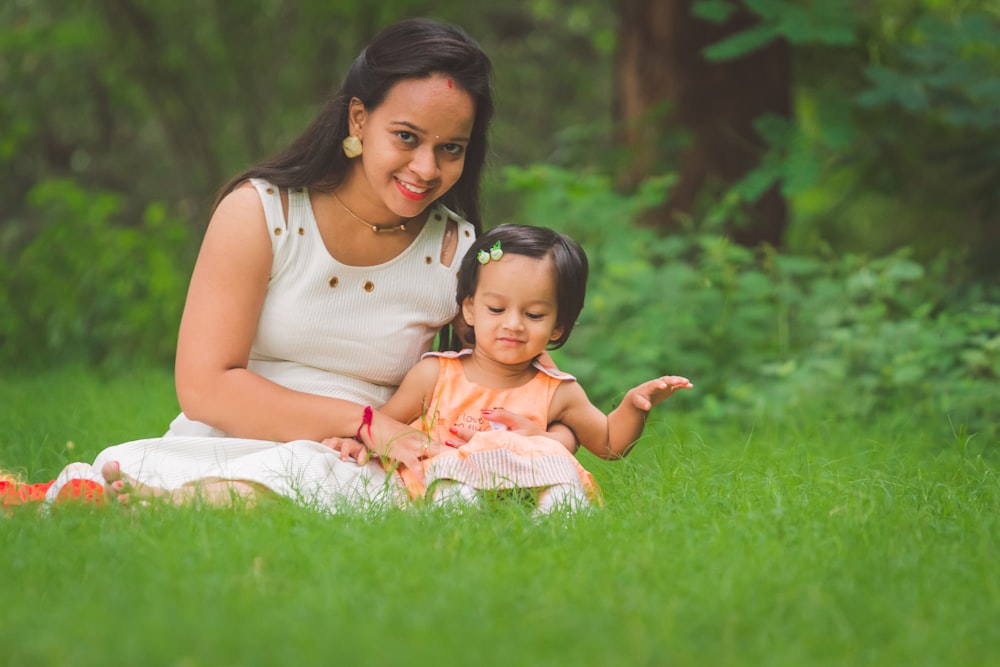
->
xmin=321 ymin=436 xmax=371 ymax=464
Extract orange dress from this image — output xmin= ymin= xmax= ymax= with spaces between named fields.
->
xmin=400 ymin=351 xmax=601 ymax=505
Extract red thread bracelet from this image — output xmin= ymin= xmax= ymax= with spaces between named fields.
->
xmin=355 ymin=405 xmax=373 ymax=441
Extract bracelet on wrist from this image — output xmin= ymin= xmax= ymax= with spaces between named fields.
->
xmin=355 ymin=405 xmax=373 ymax=442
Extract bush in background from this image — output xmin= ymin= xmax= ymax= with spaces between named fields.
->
xmin=505 ymin=165 xmax=1000 ymax=445
xmin=0 ymin=179 xmax=191 ymax=368
xmin=3 ymin=165 xmax=996 ymax=448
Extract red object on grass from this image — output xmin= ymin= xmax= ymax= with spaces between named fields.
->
xmin=0 ymin=478 xmax=105 ymax=508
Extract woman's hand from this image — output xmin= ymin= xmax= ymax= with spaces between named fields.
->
xmin=376 ymin=433 xmax=452 ymax=469
xmin=444 ymin=407 xmax=541 ymax=445
xmin=353 ymin=410 xmax=454 ymax=470
xmin=480 ymin=408 xmax=546 ymax=435
xmin=320 ymin=433 xmax=451 ymax=469
xmin=320 ymin=436 xmax=372 ymax=465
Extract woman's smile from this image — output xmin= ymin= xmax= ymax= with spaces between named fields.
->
xmin=396 ymin=178 xmax=431 ymax=201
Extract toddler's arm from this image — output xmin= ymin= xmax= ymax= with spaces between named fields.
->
xmin=379 ymin=357 xmax=441 ymax=424
xmin=553 ymin=375 xmax=692 ymax=459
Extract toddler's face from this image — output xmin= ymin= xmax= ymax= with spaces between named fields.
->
xmin=462 ymin=254 xmax=563 ymax=365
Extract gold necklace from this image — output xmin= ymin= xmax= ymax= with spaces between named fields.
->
xmin=331 ymin=190 xmax=408 ymax=234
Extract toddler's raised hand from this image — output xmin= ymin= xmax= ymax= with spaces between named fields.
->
xmin=629 ymin=375 xmax=693 ymax=411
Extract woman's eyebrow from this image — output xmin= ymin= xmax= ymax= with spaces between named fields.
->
xmin=391 ymin=120 xmax=470 ymax=142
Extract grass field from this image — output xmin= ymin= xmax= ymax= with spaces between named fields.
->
xmin=2 ymin=366 xmax=998 ymax=666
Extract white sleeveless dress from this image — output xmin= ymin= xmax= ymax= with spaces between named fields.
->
xmin=52 ymin=179 xmax=476 ymax=512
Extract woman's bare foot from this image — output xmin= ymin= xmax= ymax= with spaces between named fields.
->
xmin=101 ymin=460 xmax=170 ymax=505
xmin=101 ymin=460 xmax=260 ymax=508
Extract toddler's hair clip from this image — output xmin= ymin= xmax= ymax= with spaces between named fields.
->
xmin=477 ymin=241 xmax=504 ymax=264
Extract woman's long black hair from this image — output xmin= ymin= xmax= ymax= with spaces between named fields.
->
xmin=214 ymin=18 xmax=494 ymax=230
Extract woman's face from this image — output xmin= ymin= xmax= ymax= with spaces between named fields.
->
xmin=346 ymin=74 xmax=475 ymax=222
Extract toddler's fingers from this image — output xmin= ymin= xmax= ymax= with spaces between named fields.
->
xmin=347 ymin=441 xmax=369 ymax=464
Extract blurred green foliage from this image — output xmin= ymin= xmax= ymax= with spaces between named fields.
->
xmin=510 ymin=165 xmax=999 ymax=443
xmin=0 ymin=0 xmax=997 ymax=446
xmin=0 ymin=0 xmax=614 ymax=222
xmin=0 ymin=0 xmax=613 ymax=367
xmin=692 ymin=0 xmax=1000 ymax=263
xmin=0 ymin=179 xmax=191 ymax=368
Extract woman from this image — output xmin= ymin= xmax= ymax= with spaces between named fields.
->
xmin=31 ymin=18 xmax=570 ymax=512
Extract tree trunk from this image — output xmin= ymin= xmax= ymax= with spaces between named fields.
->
xmin=616 ymin=0 xmax=792 ymax=246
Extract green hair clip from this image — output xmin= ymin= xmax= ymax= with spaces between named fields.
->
xmin=476 ymin=241 xmax=504 ymax=264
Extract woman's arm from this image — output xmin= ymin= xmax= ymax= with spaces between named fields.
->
xmin=173 ymin=185 xmax=446 ymax=467
xmin=175 ymin=184 xmax=355 ymax=439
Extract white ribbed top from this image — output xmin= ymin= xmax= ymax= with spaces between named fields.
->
xmin=167 ymin=179 xmax=475 ymax=438
xmin=247 ymin=178 xmax=476 ymax=406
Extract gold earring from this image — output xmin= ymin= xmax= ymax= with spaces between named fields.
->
xmin=342 ymin=135 xmax=363 ymax=159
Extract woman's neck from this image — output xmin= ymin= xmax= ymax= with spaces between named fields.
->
xmin=333 ymin=170 xmax=414 ymax=230
xmin=310 ymin=191 xmax=428 ymax=268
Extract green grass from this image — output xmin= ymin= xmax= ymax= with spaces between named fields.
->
xmin=2 ymin=367 xmax=998 ymax=667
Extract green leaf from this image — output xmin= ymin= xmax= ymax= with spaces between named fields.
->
xmin=703 ymin=24 xmax=779 ymax=60
xmin=691 ymin=0 xmax=739 ymax=23
xmin=885 ymin=259 xmax=925 ymax=283
xmin=856 ymin=65 xmax=931 ymax=112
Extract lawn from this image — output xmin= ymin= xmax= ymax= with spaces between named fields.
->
xmin=1 ymin=366 xmax=997 ymax=667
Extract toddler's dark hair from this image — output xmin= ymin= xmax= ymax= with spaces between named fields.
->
xmin=456 ymin=224 xmax=588 ymax=350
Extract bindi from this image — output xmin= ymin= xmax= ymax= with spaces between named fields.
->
xmin=447 ymin=79 xmax=453 ymax=88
